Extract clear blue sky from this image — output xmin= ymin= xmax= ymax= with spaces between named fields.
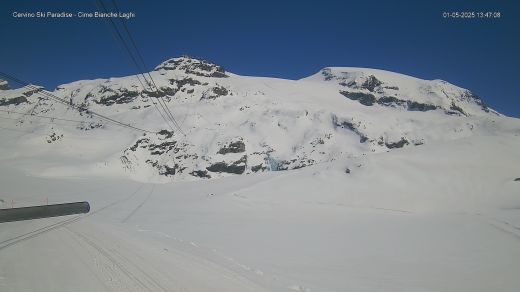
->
xmin=1 ymin=0 xmax=519 ymax=117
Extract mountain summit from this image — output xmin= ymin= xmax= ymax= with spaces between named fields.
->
xmin=154 ymin=55 xmax=228 ymax=78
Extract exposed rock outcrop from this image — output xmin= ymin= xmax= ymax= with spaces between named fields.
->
xmin=339 ymin=91 xmax=376 ymax=106
xmin=217 ymin=140 xmax=245 ymax=154
xmin=155 ymin=55 xmax=228 ymax=78
xmin=207 ymin=155 xmax=247 ymax=174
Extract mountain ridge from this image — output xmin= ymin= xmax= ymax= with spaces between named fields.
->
xmin=0 ymin=56 xmax=518 ymax=182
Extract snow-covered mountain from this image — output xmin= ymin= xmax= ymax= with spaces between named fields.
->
xmin=0 ymin=56 xmax=518 ymax=182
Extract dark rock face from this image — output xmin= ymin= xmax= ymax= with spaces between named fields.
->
xmin=157 ymin=129 xmax=174 ymax=139
xmin=207 ymin=155 xmax=247 ymax=174
xmin=251 ymin=164 xmax=267 ymax=172
xmin=160 ymin=164 xmax=186 ymax=176
xmin=448 ymin=102 xmax=467 ymax=116
xmin=377 ymin=96 xmax=438 ymax=112
xmin=339 ymin=80 xmax=357 ymax=87
xmin=462 ymin=90 xmax=483 ymax=105
xmin=361 ymin=75 xmax=382 ymax=92
xmin=175 ymin=77 xmax=201 ymax=87
xmin=213 ymin=86 xmax=228 ymax=96
xmin=267 ymin=157 xmax=315 ymax=171
xmin=144 ymin=159 xmax=188 ymax=176
xmin=341 ymin=92 xmax=438 ymax=112
xmin=462 ymin=91 xmax=493 ymax=113
xmin=335 ymin=76 xmax=479 ymax=115
xmin=407 ymin=101 xmax=439 ymax=112
xmin=128 ymin=137 xmax=177 ymax=156
xmin=120 ymin=155 xmax=132 ymax=170
xmin=143 ymin=87 xmax=176 ymax=99
xmin=201 ymin=86 xmax=229 ymax=100
xmin=339 ymin=91 xmax=376 ymax=106
xmin=188 ymin=65 xmax=227 ymax=78
xmin=155 ymin=56 xmax=228 ymax=78
xmin=191 ymin=170 xmax=211 ymax=178
xmin=321 ymin=68 xmax=334 ymax=81
xmin=207 ymin=162 xmax=245 ymax=174
xmin=124 ymin=134 xmax=201 ymax=178
xmin=0 ymin=80 xmax=9 ymax=90
xmin=332 ymin=115 xmax=368 ymax=143
xmin=94 ymin=87 xmax=139 ymax=105
xmin=96 ymin=77 xmax=202 ymax=106
xmin=141 ymin=159 xmax=187 ymax=176
xmin=0 ymin=95 xmax=27 ymax=106
xmin=169 ymin=77 xmax=201 ymax=94
xmin=377 ymin=96 xmax=405 ymax=107
xmin=129 ymin=138 xmax=149 ymax=151
xmin=385 ymin=138 xmax=409 ymax=149
xmin=217 ymin=140 xmax=245 ymax=154
xmin=514 ymin=178 xmax=520 ymax=182
xmin=149 ymin=141 xmax=177 ymax=156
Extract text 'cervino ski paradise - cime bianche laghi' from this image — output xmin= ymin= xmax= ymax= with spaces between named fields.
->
xmin=12 ymin=11 xmax=136 ymax=19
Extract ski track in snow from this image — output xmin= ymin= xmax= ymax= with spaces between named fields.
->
xmin=135 ymin=226 xmax=268 ymax=282
xmin=64 ymin=227 xmax=168 ymax=292
xmin=121 ymin=185 xmax=154 ymax=223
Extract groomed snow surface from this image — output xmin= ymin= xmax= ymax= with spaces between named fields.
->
xmin=1 ymin=133 xmax=520 ymax=292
